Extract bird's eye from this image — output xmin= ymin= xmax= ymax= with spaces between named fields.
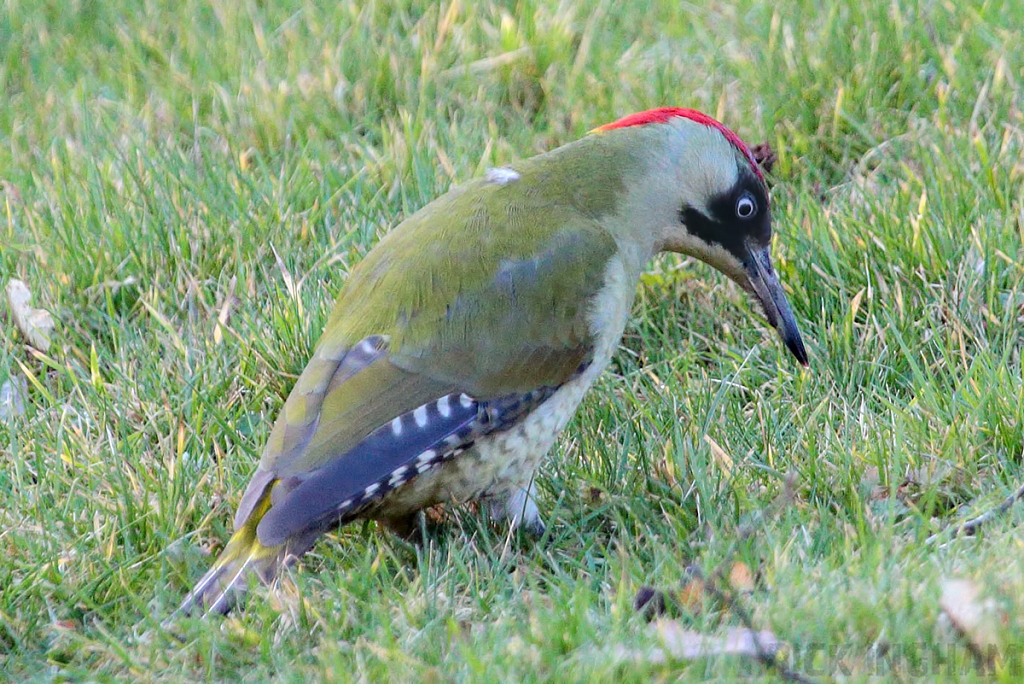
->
xmin=736 ymin=193 xmax=757 ymax=219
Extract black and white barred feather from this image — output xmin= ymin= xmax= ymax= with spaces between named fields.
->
xmin=256 ymin=386 xmax=558 ymax=545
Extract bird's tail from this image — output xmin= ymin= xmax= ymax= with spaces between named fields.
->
xmin=174 ymin=490 xmax=282 ymax=618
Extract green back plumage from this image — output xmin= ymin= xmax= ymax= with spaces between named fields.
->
xmin=266 ymin=134 xmax=644 ymax=477
xmin=324 ymin=132 xmax=642 ymax=390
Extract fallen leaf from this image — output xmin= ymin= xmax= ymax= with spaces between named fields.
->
xmin=659 ymin=622 xmax=778 ymax=659
xmin=614 ymin=623 xmax=778 ymax=663
xmin=674 ymin=565 xmax=708 ymax=612
xmin=939 ymin=578 xmax=1002 ymax=654
xmin=729 ymin=562 xmax=756 ymax=593
xmin=705 ymin=435 xmax=735 ymax=480
xmin=6 ymin=279 xmax=55 ymax=351
xmin=676 ymin=577 xmax=706 ymax=612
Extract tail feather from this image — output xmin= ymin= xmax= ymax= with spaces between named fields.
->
xmin=173 ymin=488 xmax=282 ymax=618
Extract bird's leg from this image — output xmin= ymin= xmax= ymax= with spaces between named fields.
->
xmin=378 ymin=511 xmax=426 ymax=543
xmin=488 ymin=480 xmax=546 ymax=537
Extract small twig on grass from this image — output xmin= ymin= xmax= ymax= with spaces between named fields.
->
xmin=926 ymin=479 xmax=1024 ymax=544
xmin=684 ymin=475 xmax=811 ymax=681
xmin=628 ymin=474 xmax=815 ymax=680
xmin=690 ymin=473 xmax=815 ymax=683
xmin=689 ymin=564 xmax=816 ymax=684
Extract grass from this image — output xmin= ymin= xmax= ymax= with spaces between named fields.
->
xmin=2 ymin=0 xmax=1024 ymax=680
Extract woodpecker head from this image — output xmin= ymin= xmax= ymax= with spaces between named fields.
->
xmin=595 ymin=108 xmax=808 ymax=365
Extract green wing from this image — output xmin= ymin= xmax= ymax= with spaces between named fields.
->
xmin=233 ymin=167 xmax=619 ymax=540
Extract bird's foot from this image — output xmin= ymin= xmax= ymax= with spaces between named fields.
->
xmin=488 ymin=482 xmax=546 ymax=538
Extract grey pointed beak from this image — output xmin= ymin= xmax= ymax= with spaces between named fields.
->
xmin=744 ymin=246 xmax=808 ymax=366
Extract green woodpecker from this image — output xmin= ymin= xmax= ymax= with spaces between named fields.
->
xmin=178 ymin=107 xmax=807 ymax=616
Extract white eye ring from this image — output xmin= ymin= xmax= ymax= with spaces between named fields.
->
xmin=736 ymin=194 xmax=756 ymax=219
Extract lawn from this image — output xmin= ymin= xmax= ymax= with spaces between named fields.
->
xmin=2 ymin=0 xmax=1024 ymax=680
